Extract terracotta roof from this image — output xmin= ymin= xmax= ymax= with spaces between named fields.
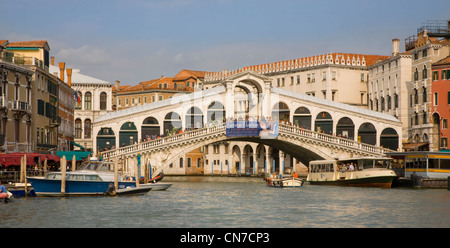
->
xmin=173 ymin=69 xmax=206 ymax=81
xmin=432 ymin=55 xmax=450 ymax=66
xmin=0 ymin=40 xmax=8 ymax=47
xmin=6 ymin=40 xmax=49 ymax=48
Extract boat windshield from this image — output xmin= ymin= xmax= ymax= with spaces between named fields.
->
xmin=78 ymin=162 xmax=114 ymax=171
xmin=359 ymin=159 xmax=391 ymax=169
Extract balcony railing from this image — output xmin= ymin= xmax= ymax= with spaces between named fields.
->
xmin=9 ymin=100 xmax=31 ymax=112
xmin=0 ymin=54 xmax=46 ymax=70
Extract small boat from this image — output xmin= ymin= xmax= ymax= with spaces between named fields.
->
xmin=307 ymin=157 xmax=397 ymax=188
xmin=139 ymin=172 xmax=165 ymax=184
xmin=105 ymin=183 xmax=152 ymax=196
xmin=1 ymin=191 xmax=14 ymax=203
xmin=142 ymin=182 xmax=172 ymax=191
xmin=27 ymin=160 xmax=141 ymax=197
xmin=265 ymin=174 xmax=304 ymax=188
xmin=6 ymin=182 xmax=36 ymax=197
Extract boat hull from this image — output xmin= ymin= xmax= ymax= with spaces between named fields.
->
xmin=265 ymin=177 xmax=304 ymax=188
xmin=27 ymin=177 xmax=137 ymax=196
xmin=308 ymin=175 xmax=395 ymax=188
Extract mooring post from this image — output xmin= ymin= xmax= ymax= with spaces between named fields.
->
xmin=61 ymin=155 xmax=66 ymax=196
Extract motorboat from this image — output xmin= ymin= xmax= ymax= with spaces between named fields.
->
xmin=27 ymin=160 xmax=147 ymax=196
xmin=307 ymin=157 xmax=397 ymax=188
xmin=265 ymin=174 xmax=304 ymax=188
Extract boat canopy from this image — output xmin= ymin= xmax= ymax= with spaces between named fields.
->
xmin=0 ymin=153 xmax=60 ymax=167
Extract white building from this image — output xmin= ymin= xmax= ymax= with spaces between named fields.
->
xmin=49 ymin=58 xmax=114 ymax=150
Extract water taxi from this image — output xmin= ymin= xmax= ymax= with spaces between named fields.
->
xmin=265 ymin=174 xmax=304 ymax=188
xmin=307 ymin=157 xmax=397 ymax=188
xmin=27 ymin=160 xmax=148 ymax=196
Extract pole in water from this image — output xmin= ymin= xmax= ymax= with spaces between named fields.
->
xmin=61 ymin=155 xmax=67 ymax=196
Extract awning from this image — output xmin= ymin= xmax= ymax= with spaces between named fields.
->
xmin=402 ymin=142 xmax=429 ymax=151
xmin=56 ymin=151 xmax=91 ymax=161
xmin=71 ymin=141 xmax=87 ymax=150
xmin=0 ymin=153 xmax=60 ymax=167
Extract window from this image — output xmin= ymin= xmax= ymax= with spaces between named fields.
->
xmin=187 ymin=158 xmax=191 ymax=168
xmin=360 ymin=73 xmax=365 ymax=82
xmin=179 ymin=157 xmax=183 ymax=168
xmin=100 ymin=92 xmax=107 ymax=110
xmin=441 ymin=138 xmax=448 ymax=148
xmin=423 ymin=87 xmax=427 ymax=102
xmin=75 ymin=119 xmax=82 ymax=139
xmin=422 ymin=65 xmax=427 ymax=79
xmin=423 ymin=111 xmax=427 ymax=124
xmin=422 ymin=49 xmax=427 ymax=57
xmin=414 ymin=68 xmax=419 ymax=81
xmin=296 ymin=75 xmax=300 ymax=84
xmin=434 ymin=92 xmax=438 ymax=106
xmin=448 ymin=92 xmax=450 ymax=105
xmin=84 ymin=92 xmax=92 ymax=110
xmin=433 ymin=71 xmax=439 ymax=81
xmin=84 ymin=119 xmax=92 ymax=139
xmin=332 ymin=71 xmax=336 ymax=80
xmin=443 ymin=119 xmax=448 ymax=129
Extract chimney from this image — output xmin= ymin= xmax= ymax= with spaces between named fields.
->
xmin=392 ymin=38 xmax=400 ymax=56
xmin=59 ymin=62 xmax=65 ymax=82
xmin=51 ymin=56 xmax=55 ymax=66
xmin=66 ymin=68 xmax=72 ymax=87
xmin=115 ymin=80 xmax=120 ymax=92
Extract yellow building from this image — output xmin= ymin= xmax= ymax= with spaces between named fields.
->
xmin=2 ymin=40 xmax=74 ymax=154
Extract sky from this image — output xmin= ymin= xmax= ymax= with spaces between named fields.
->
xmin=1 ymin=0 xmax=449 ymax=85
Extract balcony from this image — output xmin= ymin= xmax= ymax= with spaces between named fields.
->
xmin=9 ymin=100 xmax=31 ymax=113
xmin=50 ymin=116 xmax=61 ymax=127
xmin=0 ymin=54 xmax=46 ymax=70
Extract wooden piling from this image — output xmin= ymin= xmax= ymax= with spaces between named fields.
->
xmin=114 ymin=157 xmax=118 ymax=191
xmin=72 ymin=155 xmax=76 ymax=171
xmin=43 ymin=159 xmax=48 ymax=177
xmin=61 ymin=155 xmax=67 ymax=196
xmin=134 ymin=157 xmax=140 ymax=188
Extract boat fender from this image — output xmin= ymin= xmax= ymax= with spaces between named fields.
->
xmin=105 ymin=184 xmax=116 ymax=196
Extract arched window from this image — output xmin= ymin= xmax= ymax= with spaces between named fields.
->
xmin=100 ymin=92 xmax=107 ymax=110
xmin=75 ymin=119 xmax=82 ymax=139
xmin=85 ymin=92 xmax=92 ymax=110
xmin=84 ymin=119 xmax=92 ymax=139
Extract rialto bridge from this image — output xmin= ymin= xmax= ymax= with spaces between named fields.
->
xmin=94 ymin=71 xmax=401 ymax=177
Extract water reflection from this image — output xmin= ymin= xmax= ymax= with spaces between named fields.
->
xmin=1 ymin=176 xmax=449 ymax=228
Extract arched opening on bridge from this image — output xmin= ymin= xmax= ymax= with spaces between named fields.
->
xmin=293 ymin=107 xmax=311 ymax=130
xmin=185 ymin=107 xmax=204 ymax=130
xmin=272 ymin=102 xmax=290 ymax=122
xmin=97 ymin=127 xmax=115 ymax=151
xmin=380 ymin=128 xmax=399 ymax=150
xmin=243 ymin=145 xmax=254 ymax=174
xmin=315 ymin=112 xmax=333 ymax=134
xmin=119 ymin=122 xmax=138 ymax=147
xmin=234 ymin=86 xmax=250 ymax=120
xmin=207 ymin=101 xmax=225 ymax=125
xmin=336 ymin=117 xmax=355 ymax=140
xmin=232 ymin=145 xmax=242 ymax=174
xmin=256 ymin=144 xmax=266 ymax=174
xmin=142 ymin=117 xmax=160 ymax=140
xmin=358 ymin=122 xmax=376 ymax=145
xmin=164 ymin=112 xmax=182 ymax=135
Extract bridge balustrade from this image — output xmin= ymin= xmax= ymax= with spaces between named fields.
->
xmin=100 ymin=122 xmax=392 ymax=163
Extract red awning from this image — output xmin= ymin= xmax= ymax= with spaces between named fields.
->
xmin=0 ymin=153 xmax=60 ymax=167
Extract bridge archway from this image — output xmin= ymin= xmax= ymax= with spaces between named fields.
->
xmin=315 ymin=111 xmax=333 ymax=134
xmin=272 ymin=102 xmax=290 ymax=122
xmin=336 ymin=117 xmax=355 ymax=140
xmin=380 ymin=128 xmax=399 ymax=150
xmin=97 ymin=127 xmax=115 ymax=151
xmin=119 ymin=122 xmax=137 ymax=147
xmin=358 ymin=122 xmax=376 ymax=145
xmin=207 ymin=101 xmax=225 ymax=125
xmin=164 ymin=112 xmax=182 ymax=135
xmin=293 ymin=107 xmax=311 ymax=130
xmin=142 ymin=117 xmax=160 ymax=140
xmin=185 ymin=107 xmax=204 ymax=130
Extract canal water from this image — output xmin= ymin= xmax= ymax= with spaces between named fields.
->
xmin=1 ymin=176 xmax=449 ymax=228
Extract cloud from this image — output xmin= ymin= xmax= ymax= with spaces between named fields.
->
xmin=56 ymin=45 xmax=110 ymax=65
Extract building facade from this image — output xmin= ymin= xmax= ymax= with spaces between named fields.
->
xmin=49 ymin=59 xmax=112 ymax=151
xmin=405 ymin=20 xmax=450 ymax=151
xmin=431 ymin=55 xmax=450 ymax=150
xmin=368 ymin=39 xmax=412 ymax=144
xmin=1 ymin=40 xmax=73 ymax=154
